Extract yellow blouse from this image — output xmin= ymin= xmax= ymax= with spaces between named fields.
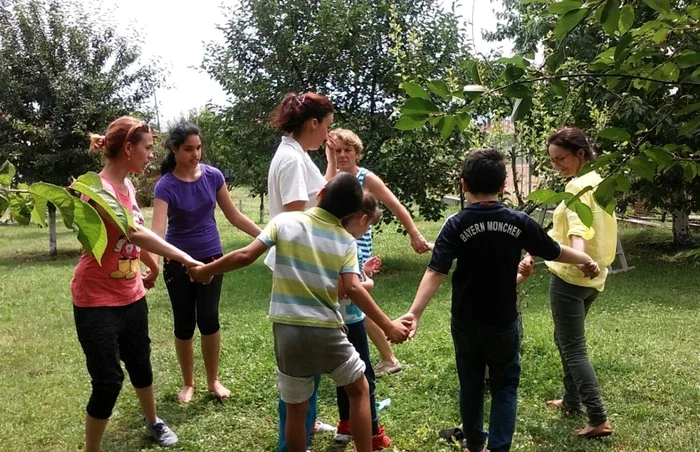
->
xmin=545 ymin=171 xmax=618 ymax=291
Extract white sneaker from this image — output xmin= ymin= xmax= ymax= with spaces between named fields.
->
xmin=312 ymin=420 xmax=336 ymax=435
xmin=375 ymin=359 xmax=402 ymax=377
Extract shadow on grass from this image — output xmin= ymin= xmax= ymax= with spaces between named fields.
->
xmin=0 ymin=248 xmax=81 ymax=266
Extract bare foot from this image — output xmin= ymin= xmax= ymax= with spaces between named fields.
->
xmin=208 ymin=380 xmax=231 ymax=399
xmin=575 ymin=420 xmax=613 ymax=438
xmin=178 ymin=385 xmax=195 ymax=403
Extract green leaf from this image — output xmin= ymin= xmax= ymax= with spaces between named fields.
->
xmin=9 ymin=195 xmax=32 ymax=225
xmin=565 ymin=185 xmax=594 ymax=206
xmin=426 ymin=80 xmax=451 ymax=99
xmin=554 ymin=8 xmax=590 ymax=41
xmin=467 ymin=61 xmax=482 ymax=85
xmin=676 ymin=102 xmax=700 ymax=117
xmin=679 ymin=117 xmax=700 ymax=136
xmin=619 ymin=5 xmax=635 ymax=34
xmin=578 ymin=151 xmax=621 ymax=176
xmin=70 ymin=181 xmax=134 ymax=233
xmin=428 ymin=116 xmax=442 ymax=126
xmin=550 ymin=79 xmax=568 ymax=97
xmin=503 ymin=84 xmax=532 ymax=99
xmin=600 ymin=0 xmax=620 ymax=37
xmin=504 ymin=65 xmax=526 ymax=82
xmin=73 ymin=199 xmax=108 ymax=265
xmin=396 ymin=114 xmax=428 ymax=130
xmin=689 ymin=5 xmax=700 ymax=20
xmin=675 ymin=51 xmax=700 ymax=69
xmin=629 ymin=155 xmax=656 ymax=181
xmin=652 ymin=26 xmax=669 ymax=44
xmin=439 ymin=115 xmax=456 ymax=140
xmin=456 ymin=112 xmax=470 ymax=131
xmin=593 ymin=176 xmax=617 ymax=209
xmin=400 ymin=97 xmax=439 ymax=114
xmin=615 ymin=173 xmax=631 ymax=193
xmin=28 ymin=183 xmax=75 ymax=227
xmin=0 ymin=160 xmax=16 ymax=186
xmin=644 ymin=147 xmax=675 ymax=166
xmin=497 ymin=56 xmax=530 ymax=68
xmin=570 ymin=199 xmax=594 ymax=227
xmin=30 ymin=197 xmax=48 ymax=227
xmin=511 ymin=97 xmax=533 ymax=121
xmin=643 ymin=0 xmax=670 ymax=15
xmin=76 ymin=172 xmax=103 ymax=188
xmin=615 ymin=33 xmax=633 ymax=64
xmin=527 ymin=188 xmax=573 ymax=205
xmin=0 ymin=186 xmax=9 ymax=217
xmin=548 ymin=0 xmax=583 ymax=15
xmin=661 ymin=62 xmax=679 ymax=82
xmin=400 ymin=82 xmax=430 ymax=100
xmin=599 ymin=127 xmax=631 ymax=142
xmin=682 ymin=162 xmax=698 ymax=181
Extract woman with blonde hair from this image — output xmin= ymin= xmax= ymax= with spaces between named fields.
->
xmin=73 ymin=116 xmax=203 ymax=451
xmin=331 ymin=128 xmax=432 ymax=376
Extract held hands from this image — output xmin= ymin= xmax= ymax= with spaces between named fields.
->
xmin=410 ymin=233 xmax=433 ymax=254
xmin=518 ymin=254 xmax=535 ymax=278
xmin=183 ymin=258 xmax=213 ymax=284
xmin=142 ymin=268 xmax=158 ymax=289
xmin=385 ymin=312 xmax=415 ymax=344
xmin=577 ymin=260 xmax=600 ymax=279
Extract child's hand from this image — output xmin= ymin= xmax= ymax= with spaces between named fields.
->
xmin=518 ymin=254 xmax=535 ymax=278
xmin=577 ymin=260 xmax=600 ymax=279
xmin=385 ymin=318 xmax=411 ymax=344
xmin=142 ymin=268 xmax=158 ymax=289
xmin=364 ymin=255 xmax=382 ymax=277
xmin=188 ymin=265 xmax=213 ymax=284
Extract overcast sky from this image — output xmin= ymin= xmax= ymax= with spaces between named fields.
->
xmin=95 ymin=0 xmax=512 ymax=125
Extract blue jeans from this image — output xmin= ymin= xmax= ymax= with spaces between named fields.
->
xmin=278 ymin=375 xmax=320 ymax=452
xmin=452 ymin=318 xmax=521 ymax=452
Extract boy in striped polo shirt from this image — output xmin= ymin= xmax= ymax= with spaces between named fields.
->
xmin=189 ymin=173 xmax=412 ymax=452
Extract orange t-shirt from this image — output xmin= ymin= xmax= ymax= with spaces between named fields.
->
xmin=71 ymin=176 xmax=147 ymax=307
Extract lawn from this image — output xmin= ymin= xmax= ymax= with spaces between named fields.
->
xmin=1 ymin=190 xmax=699 ymax=451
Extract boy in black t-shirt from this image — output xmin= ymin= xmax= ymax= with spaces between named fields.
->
xmin=406 ymin=149 xmax=599 ymax=452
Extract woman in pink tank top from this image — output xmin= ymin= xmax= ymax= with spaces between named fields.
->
xmin=72 ymin=116 xmax=203 ymax=452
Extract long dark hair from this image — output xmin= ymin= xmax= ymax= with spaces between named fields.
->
xmin=269 ymin=92 xmax=334 ymax=134
xmin=546 ymin=126 xmax=597 ymax=161
xmin=161 ymin=121 xmax=201 ymax=175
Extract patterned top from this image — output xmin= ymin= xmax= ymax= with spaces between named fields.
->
xmin=257 ymin=207 xmax=360 ymax=328
xmin=71 ymin=177 xmax=147 ymax=307
xmin=355 ymin=167 xmax=373 ymax=268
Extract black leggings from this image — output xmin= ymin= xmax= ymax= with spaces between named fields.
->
xmin=74 ymin=297 xmax=153 ymax=420
xmin=163 ymin=255 xmax=224 ymax=340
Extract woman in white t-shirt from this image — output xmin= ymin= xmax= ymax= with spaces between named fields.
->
xmin=266 ymin=91 xmax=338 ymax=452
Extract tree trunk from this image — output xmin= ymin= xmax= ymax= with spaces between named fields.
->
xmin=259 ymin=193 xmax=265 ymax=224
xmin=48 ymin=202 xmax=57 ymax=256
xmin=672 ymin=207 xmax=693 ymax=246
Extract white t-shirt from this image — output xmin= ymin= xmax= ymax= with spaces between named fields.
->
xmin=265 ymin=136 xmax=327 ymax=269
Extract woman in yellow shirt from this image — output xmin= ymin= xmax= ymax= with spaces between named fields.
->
xmin=544 ymin=127 xmax=617 ymax=438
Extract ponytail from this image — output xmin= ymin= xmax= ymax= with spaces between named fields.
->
xmin=160 ymin=151 xmax=176 ymax=175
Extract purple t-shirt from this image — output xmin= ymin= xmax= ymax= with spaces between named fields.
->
xmin=154 ymin=164 xmax=225 ymax=260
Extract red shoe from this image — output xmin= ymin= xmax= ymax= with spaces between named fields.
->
xmin=334 ymin=420 xmax=352 ymax=443
xmin=372 ymin=426 xmax=391 ymax=451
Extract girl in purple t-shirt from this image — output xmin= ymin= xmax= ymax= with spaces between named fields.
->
xmin=151 ymin=121 xmax=261 ymax=403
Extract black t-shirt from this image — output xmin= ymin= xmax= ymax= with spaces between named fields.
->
xmin=429 ymin=201 xmax=562 ymax=327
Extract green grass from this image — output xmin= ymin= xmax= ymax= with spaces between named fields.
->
xmin=1 ymin=189 xmax=699 ymax=451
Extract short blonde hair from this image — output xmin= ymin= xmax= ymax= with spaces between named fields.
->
xmin=330 ymin=128 xmax=364 ymax=157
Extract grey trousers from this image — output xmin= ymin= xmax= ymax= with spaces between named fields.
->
xmin=550 ymin=274 xmax=608 ymax=426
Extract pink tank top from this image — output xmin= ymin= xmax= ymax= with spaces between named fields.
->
xmin=71 ymin=176 xmax=147 ymax=307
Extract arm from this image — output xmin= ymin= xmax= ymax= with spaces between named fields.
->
xmin=364 ymin=173 xmax=430 ymax=253
xmin=324 ymin=135 xmax=338 ymax=181
xmin=341 ymin=272 xmax=409 ymax=344
xmin=93 ymin=203 xmax=200 ymax=267
xmin=557 ymin=245 xmax=600 ymax=278
xmin=407 ymin=269 xmax=447 ymax=337
xmin=189 ymin=239 xmax=269 ymax=282
xmin=216 ymin=185 xmax=262 ymax=237
xmin=283 ymin=200 xmax=307 ymax=212
xmin=142 ymin=197 xmax=169 ymax=279
xmin=516 ymin=254 xmax=534 ymax=286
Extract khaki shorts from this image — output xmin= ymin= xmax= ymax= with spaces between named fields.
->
xmin=273 ymin=323 xmax=366 ymax=404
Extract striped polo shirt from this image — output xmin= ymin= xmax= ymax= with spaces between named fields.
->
xmin=257 ymin=207 xmax=360 ymax=328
